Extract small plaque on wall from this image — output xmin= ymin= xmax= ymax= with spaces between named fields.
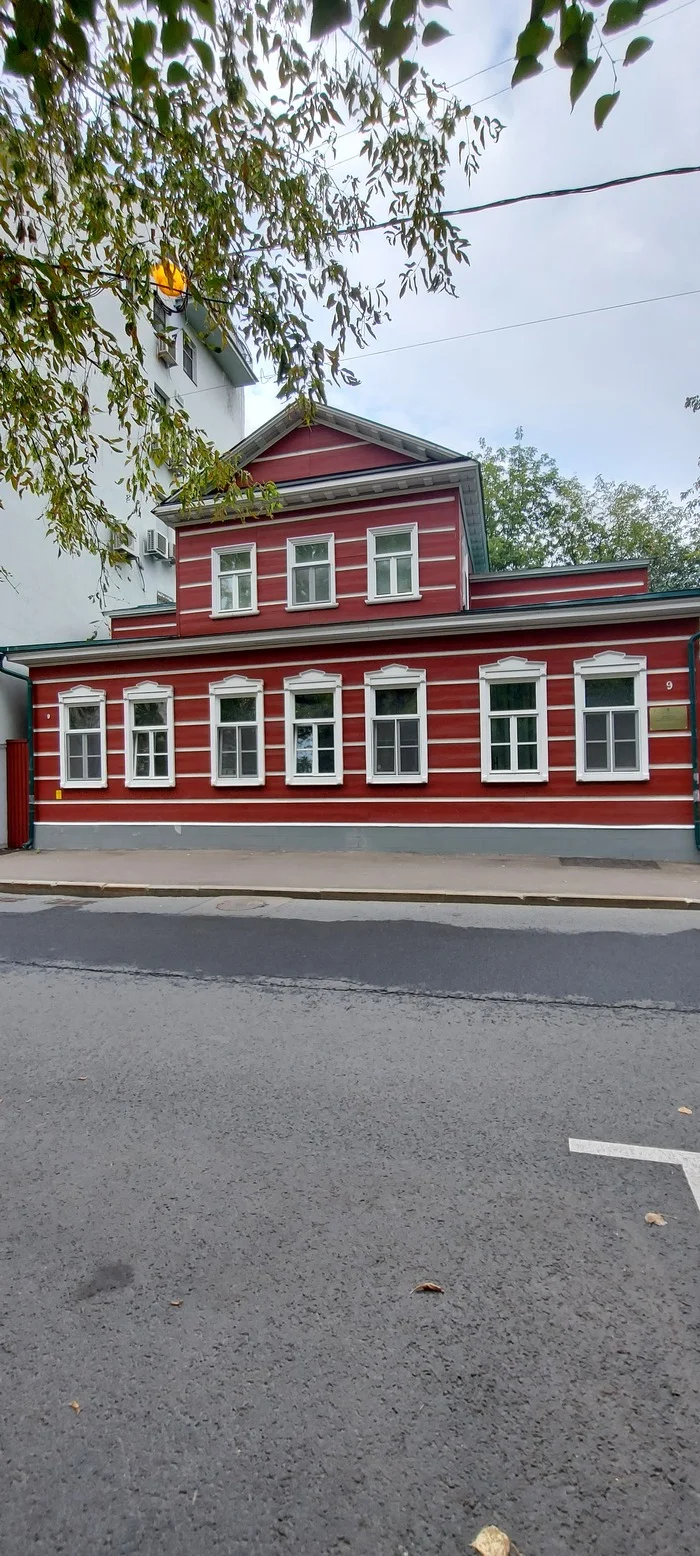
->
xmin=649 ymin=705 xmax=688 ymax=732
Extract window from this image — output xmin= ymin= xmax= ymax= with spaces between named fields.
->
xmin=479 ymin=658 xmax=548 ymax=783
xmin=367 ymin=524 xmax=419 ymax=603
xmin=287 ymin=535 xmax=336 ymax=609
xmin=124 ymin=682 xmax=175 ymax=787
xmin=182 ymin=333 xmax=196 ymax=382
xmin=58 ymin=687 xmax=107 ymax=788
xmin=153 ymin=293 xmax=168 ymax=331
xmin=284 ymin=671 xmax=343 ymax=785
xmin=574 ymin=652 xmax=649 ymax=781
xmin=364 ymin=665 xmax=427 ymax=784
xmin=212 ymin=544 xmax=258 ymax=616
xmin=154 ymin=382 xmax=169 ymax=409
xmin=210 ymin=676 xmax=264 ymax=787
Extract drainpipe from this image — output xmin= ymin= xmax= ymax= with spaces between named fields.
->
xmin=688 ymin=629 xmax=700 ymax=854
xmin=0 ymin=652 xmax=35 ymax=849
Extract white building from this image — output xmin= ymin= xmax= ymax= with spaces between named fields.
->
xmin=0 ymin=287 xmax=255 ymax=846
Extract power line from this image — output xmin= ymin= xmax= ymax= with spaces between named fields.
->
xmin=345 ymin=164 xmax=700 ymax=237
xmin=342 ymin=284 xmax=700 ymax=362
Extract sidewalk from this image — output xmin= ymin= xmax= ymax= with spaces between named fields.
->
xmin=1 ymin=846 xmax=699 ymax=908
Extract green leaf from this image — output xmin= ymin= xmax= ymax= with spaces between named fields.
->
xmin=59 ymin=15 xmax=90 ymax=65
xmin=130 ymin=53 xmax=159 ymax=87
xmin=569 ymin=54 xmax=600 ymax=105
xmin=66 ymin=0 xmax=97 ymax=23
xmin=398 ymin=57 xmax=419 ymax=90
xmin=594 ymin=88 xmax=620 ymax=127
xmin=166 ymin=59 xmax=190 ymax=84
xmin=14 ymin=0 xmax=54 ymax=51
xmin=161 ymin=16 xmax=192 ymax=55
xmin=309 ymin=0 xmax=351 ymax=39
xmin=3 ymin=35 xmax=37 ymax=75
xmin=189 ymin=0 xmax=215 ymax=25
xmin=511 ymin=54 xmax=544 ymax=86
xmin=192 ymin=37 xmax=215 ymax=73
xmin=516 ymin=17 xmax=554 ymax=59
xmin=155 ymin=89 xmax=171 ymax=129
xmin=131 ymin=18 xmax=156 ymax=59
xmin=602 ymin=0 xmax=644 ymax=35
xmin=623 ymin=33 xmax=653 ymax=64
xmin=422 ymin=20 xmax=450 ymax=45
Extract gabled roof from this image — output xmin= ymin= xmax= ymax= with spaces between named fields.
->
xmin=225 ymin=402 xmax=464 ymax=469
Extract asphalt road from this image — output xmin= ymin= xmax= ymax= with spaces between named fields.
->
xmin=1 ymin=897 xmax=700 ymax=1555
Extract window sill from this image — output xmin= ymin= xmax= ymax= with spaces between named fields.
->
xmin=59 ymin=780 xmax=108 ymax=790
xmin=211 ymin=776 xmax=265 ymax=788
xmin=125 ymin=778 xmax=176 ymax=789
xmin=365 ymin=592 xmax=421 ymax=605
xmin=285 ymin=774 xmax=344 ymax=786
xmin=285 ymin=601 xmax=339 ymax=612
xmin=210 ymin=608 xmax=260 ymax=620
xmin=481 ymin=772 xmax=548 ymax=785
xmin=576 ymin=770 xmax=649 ymax=783
xmin=366 ymin=774 xmax=428 ymax=785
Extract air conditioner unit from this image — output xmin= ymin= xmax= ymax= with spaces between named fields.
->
xmin=167 ymin=542 xmax=176 ymax=564
xmin=155 ymin=330 xmax=177 ymax=367
xmin=144 ymin=528 xmax=169 ymax=559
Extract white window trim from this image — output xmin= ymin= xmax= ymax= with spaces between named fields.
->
xmin=366 ymin=522 xmax=420 ymax=604
xmin=211 ymin=542 xmax=259 ymax=618
xmin=124 ymin=681 xmax=175 ymax=788
xmin=479 ymin=657 xmax=549 ymax=785
xmin=286 ymin=534 xmax=337 ymax=611
xmin=364 ymin=664 xmax=428 ymax=785
xmin=573 ymin=650 xmax=649 ymax=782
xmin=284 ymin=669 xmax=343 ymax=786
xmin=209 ymin=675 xmax=265 ymax=788
xmin=58 ymin=686 xmax=107 ymax=789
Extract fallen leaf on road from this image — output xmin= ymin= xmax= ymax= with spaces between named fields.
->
xmin=471 ymin=1526 xmax=511 ymax=1556
xmin=78 ymin=1077 xmax=88 ymax=1083
xmin=69 ymin=1401 xmax=81 ymax=1414
xmin=645 ymin=1212 xmax=667 ymax=1226
xmin=678 ymin=1106 xmax=693 ymax=1116
xmin=169 ymin=1299 xmax=183 ymax=1307
xmin=413 ymin=1281 xmax=444 ymax=1294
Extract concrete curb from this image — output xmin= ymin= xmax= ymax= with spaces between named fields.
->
xmin=1 ymin=879 xmax=700 ymax=910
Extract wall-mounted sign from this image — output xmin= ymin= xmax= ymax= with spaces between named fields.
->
xmin=649 ymin=705 xmax=688 ymax=732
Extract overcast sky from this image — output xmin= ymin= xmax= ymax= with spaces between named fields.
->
xmin=246 ymin=0 xmax=700 ymax=500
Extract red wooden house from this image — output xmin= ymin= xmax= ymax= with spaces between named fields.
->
xmin=7 ymin=405 xmax=700 ymax=860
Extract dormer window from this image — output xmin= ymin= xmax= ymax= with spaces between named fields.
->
xmin=367 ymin=524 xmax=419 ymax=603
xmin=212 ymin=544 xmax=258 ymax=616
xmin=287 ymin=535 xmax=336 ymax=609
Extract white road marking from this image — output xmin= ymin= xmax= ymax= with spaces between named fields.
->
xmin=569 ymin=1137 xmax=700 ymax=1216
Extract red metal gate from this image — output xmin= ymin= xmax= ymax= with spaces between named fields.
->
xmin=6 ymin=739 xmax=30 ymax=849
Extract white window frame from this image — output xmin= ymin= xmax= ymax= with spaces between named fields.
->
xmin=58 ymin=686 xmax=107 ymax=789
xmin=124 ymin=681 xmax=175 ymax=788
xmin=209 ymin=675 xmax=265 ymax=787
xmin=286 ymin=534 xmax=337 ymax=611
xmin=211 ymin=542 xmax=258 ymax=618
xmin=364 ymin=664 xmax=428 ymax=785
xmin=479 ymin=657 xmax=549 ymax=785
xmin=182 ymin=331 xmax=197 ymax=383
xmin=574 ymin=650 xmax=649 ymax=782
xmin=366 ymin=522 xmax=420 ymax=604
xmin=284 ymin=669 xmax=343 ymax=786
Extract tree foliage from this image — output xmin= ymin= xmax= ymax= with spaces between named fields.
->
xmin=480 ymin=430 xmax=700 ymax=592
xmin=0 ymin=0 xmax=500 ymax=575
xmin=0 ymin=0 xmax=674 ymax=579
